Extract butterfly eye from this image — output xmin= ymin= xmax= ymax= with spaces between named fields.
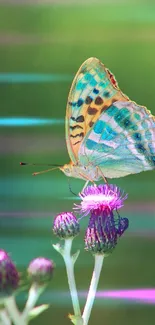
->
xmin=64 ymin=166 xmax=71 ymax=175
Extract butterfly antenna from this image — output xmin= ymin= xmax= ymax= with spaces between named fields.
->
xmin=20 ymin=162 xmax=62 ymax=176
xmin=33 ymin=167 xmax=59 ymax=176
xmin=67 ymin=179 xmax=78 ymax=196
xmin=20 ymin=162 xmax=62 ymax=167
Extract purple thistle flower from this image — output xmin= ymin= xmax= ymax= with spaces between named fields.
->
xmin=75 ymin=184 xmax=127 ymax=216
xmin=85 ymin=210 xmax=129 ymax=255
xmin=28 ymin=257 xmax=54 ymax=285
xmin=76 ymin=184 xmax=128 ymax=255
xmin=53 ymin=212 xmax=80 ymax=239
xmin=0 ymin=249 xmax=19 ymax=298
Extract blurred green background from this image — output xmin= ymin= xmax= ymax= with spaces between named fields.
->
xmin=0 ymin=1 xmax=155 ymax=324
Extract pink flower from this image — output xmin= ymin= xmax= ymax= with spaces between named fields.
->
xmin=75 ymin=184 xmax=127 ymax=217
xmin=75 ymin=184 xmax=128 ymax=255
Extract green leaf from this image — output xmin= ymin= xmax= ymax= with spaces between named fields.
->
xmin=72 ymin=250 xmax=80 ymax=264
xmin=52 ymin=243 xmax=64 ymax=255
xmin=28 ymin=304 xmax=49 ymax=320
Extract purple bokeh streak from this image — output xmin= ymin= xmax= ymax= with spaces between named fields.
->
xmin=81 ymin=289 xmax=155 ymax=304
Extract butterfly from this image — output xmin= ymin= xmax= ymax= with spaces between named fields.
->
xmin=60 ymin=57 xmax=155 ymax=183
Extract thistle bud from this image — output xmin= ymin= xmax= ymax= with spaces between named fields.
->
xmin=0 ymin=249 xmax=19 ymax=298
xmin=53 ymin=212 xmax=80 ymax=239
xmin=28 ymin=257 xmax=54 ymax=285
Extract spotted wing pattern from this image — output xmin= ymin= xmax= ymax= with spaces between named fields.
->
xmin=78 ymin=101 xmax=155 ymax=178
xmin=66 ymin=57 xmax=129 ymax=164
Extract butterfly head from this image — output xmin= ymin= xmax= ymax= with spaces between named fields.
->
xmin=60 ymin=163 xmax=86 ymax=179
xmin=60 ymin=163 xmax=74 ymax=177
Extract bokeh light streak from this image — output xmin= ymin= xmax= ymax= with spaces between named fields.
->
xmin=0 ymin=117 xmax=64 ymax=126
xmin=0 ymin=73 xmax=72 ymax=83
xmin=41 ymin=289 xmax=155 ymax=305
xmin=95 ymin=289 xmax=155 ymax=304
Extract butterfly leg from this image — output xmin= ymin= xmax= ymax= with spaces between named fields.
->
xmin=82 ymin=180 xmax=89 ymax=192
xmin=97 ymin=167 xmax=109 ymax=185
xmin=79 ymin=173 xmax=96 ymax=192
xmin=79 ymin=172 xmax=94 ymax=183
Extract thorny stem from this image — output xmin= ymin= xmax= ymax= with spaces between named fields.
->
xmin=82 ymin=255 xmax=104 ymax=325
xmin=63 ymin=238 xmax=82 ymax=324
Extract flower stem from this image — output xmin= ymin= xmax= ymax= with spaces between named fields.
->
xmin=63 ymin=238 xmax=82 ymax=323
xmin=0 ymin=309 xmax=11 ymax=325
xmin=4 ymin=296 xmax=26 ymax=325
xmin=22 ymin=283 xmax=45 ymax=321
xmin=82 ymin=255 xmax=104 ymax=325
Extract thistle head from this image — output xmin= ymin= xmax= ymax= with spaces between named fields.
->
xmin=0 ymin=249 xmax=19 ymax=298
xmin=75 ymin=184 xmax=128 ymax=256
xmin=85 ymin=211 xmax=129 ymax=255
xmin=53 ymin=212 xmax=80 ymax=239
xmin=75 ymin=184 xmax=127 ymax=216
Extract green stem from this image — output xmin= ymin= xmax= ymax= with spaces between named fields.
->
xmin=63 ymin=238 xmax=82 ymax=322
xmin=4 ymin=296 xmax=26 ymax=325
xmin=0 ymin=309 xmax=11 ymax=325
xmin=82 ymin=255 xmax=104 ymax=325
xmin=22 ymin=283 xmax=45 ymax=321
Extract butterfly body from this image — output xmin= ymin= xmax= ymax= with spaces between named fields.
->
xmin=61 ymin=57 xmax=155 ymax=181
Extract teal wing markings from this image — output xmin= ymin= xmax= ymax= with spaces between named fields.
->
xmin=78 ymin=101 xmax=155 ymax=178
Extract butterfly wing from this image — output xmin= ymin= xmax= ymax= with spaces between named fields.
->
xmin=65 ymin=57 xmax=129 ymax=164
xmin=78 ymin=101 xmax=155 ymax=178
